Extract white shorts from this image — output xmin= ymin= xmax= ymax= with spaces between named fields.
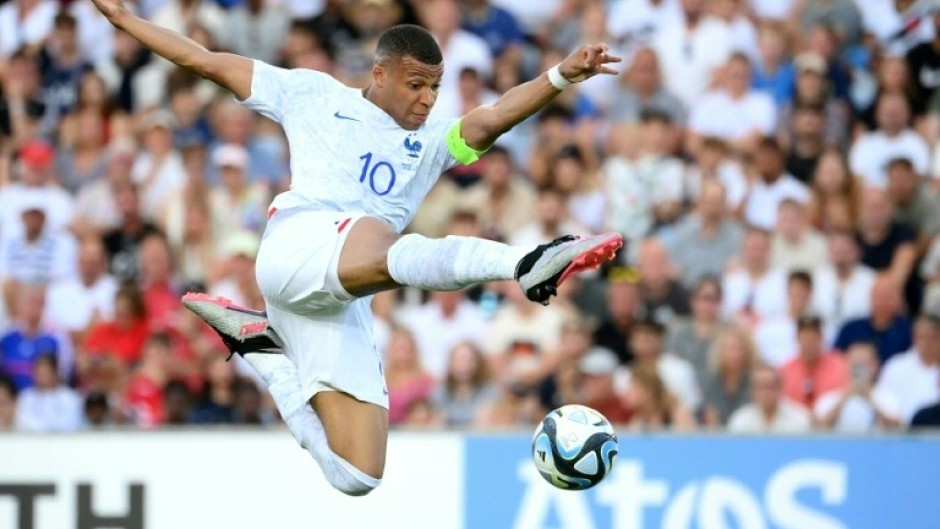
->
xmin=255 ymin=205 xmax=389 ymax=409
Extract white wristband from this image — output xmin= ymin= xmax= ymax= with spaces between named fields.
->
xmin=547 ymin=64 xmax=571 ymax=91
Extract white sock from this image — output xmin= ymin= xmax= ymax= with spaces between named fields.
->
xmin=386 ymin=234 xmax=532 ymax=290
xmin=242 ymin=353 xmax=381 ymax=496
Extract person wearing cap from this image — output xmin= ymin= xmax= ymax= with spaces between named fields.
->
xmin=594 ymin=268 xmax=641 ymax=363
xmin=777 ymin=51 xmax=849 ymax=150
xmin=849 ymin=92 xmax=930 ymax=187
xmin=779 ymin=314 xmax=849 ymax=409
xmin=209 ymin=143 xmax=269 ymax=244
xmin=0 ymin=139 xmax=75 ymax=239
xmin=131 ymin=110 xmax=186 ymax=222
xmin=208 ymin=230 xmax=264 ymax=311
xmin=0 ymin=191 xmax=79 ymax=288
xmin=577 ymin=346 xmax=630 ymax=424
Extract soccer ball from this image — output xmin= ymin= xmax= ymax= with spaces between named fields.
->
xmin=531 ymin=404 xmax=618 ymax=490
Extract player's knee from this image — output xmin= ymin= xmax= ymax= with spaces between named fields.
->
xmin=326 ymin=452 xmax=382 ymax=497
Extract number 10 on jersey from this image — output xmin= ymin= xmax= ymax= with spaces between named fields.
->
xmin=358 ymin=153 xmax=396 ymax=196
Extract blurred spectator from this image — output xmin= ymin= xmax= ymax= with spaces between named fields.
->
xmin=683 ymin=137 xmax=748 ymax=213
xmin=163 ymin=379 xmax=194 ymax=425
xmin=688 ymin=53 xmax=776 ymax=153
xmin=460 ymin=146 xmax=536 ymax=241
xmin=72 ymin=148 xmax=134 ymax=235
xmin=669 ymin=180 xmax=744 ymax=287
xmin=607 ymin=46 xmax=686 ymax=126
xmin=777 ymin=53 xmax=850 ymax=150
xmin=551 ymin=145 xmax=605 ymax=233
xmin=812 ymin=230 xmax=876 ymax=340
xmin=0 ymin=0 xmax=57 ymax=58
xmin=510 ymin=186 xmax=588 ymax=246
xmin=743 ymin=137 xmax=810 ymax=231
xmin=0 ymin=139 xmax=75 ymax=238
xmin=14 ymin=354 xmax=82 ymax=432
xmin=770 ymin=199 xmax=829 ymax=274
xmin=432 ymin=341 xmax=498 ymax=428
xmin=69 ymin=0 xmax=116 ymax=64
xmin=56 ymin=107 xmax=111 ymax=195
xmin=709 ymin=0 xmax=757 ymax=59
xmin=834 ymin=274 xmax=912 ymax=364
xmin=652 ymin=0 xmax=733 ymax=107
xmin=487 ymin=280 xmax=567 ymax=364
xmin=103 ymin=180 xmax=162 ymax=282
xmin=620 ymin=367 xmax=695 ymax=430
xmin=722 ymin=227 xmax=788 ymax=327
xmin=780 ymin=315 xmax=849 ymax=409
xmin=37 ymin=13 xmax=92 ymax=122
xmin=855 ymin=186 xmax=917 ymax=284
xmin=209 ymin=143 xmax=269 ymax=240
xmin=800 ymin=0 xmax=863 ymax=50
xmin=607 ymin=0 xmax=682 ymax=57
xmin=221 ymin=0 xmax=290 ymax=65
xmin=124 ymin=332 xmax=170 ymax=427
xmin=700 ymin=325 xmax=758 ymax=427
xmin=886 ymin=157 xmax=940 ymax=244
xmin=0 ymin=285 xmax=70 ymax=390
xmin=536 ymin=319 xmax=591 ymax=410
xmin=232 ymin=378 xmax=272 ymax=425
xmin=138 ymin=233 xmax=182 ymax=330
xmin=96 ymin=29 xmax=164 ymax=112
xmin=636 ymin=238 xmax=689 ymax=325
xmin=754 ymin=271 xmax=814 ymax=367
xmin=82 ymin=282 xmax=151 ymax=368
xmin=0 ymin=374 xmax=15 ymax=429
xmin=132 ymin=110 xmax=186 ymax=221
xmin=806 ymin=151 xmax=853 ymax=226
xmin=192 ymin=354 xmax=237 ymax=424
xmin=83 ymin=391 xmax=114 ymax=429
xmin=850 ymin=93 xmax=930 ymax=186
xmin=603 ymin=112 xmax=684 ymax=253
xmin=783 ymin=103 xmax=828 ymax=184
xmin=577 ymin=346 xmax=630 ymax=424
xmin=422 ymin=0 xmax=492 ymax=121
xmin=666 ymin=276 xmax=726 ymax=389
xmin=160 ymin=146 xmax=217 ymax=286
xmin=44 ymin=236 xmax=117 ymax=338
xmin=905 ymin=11 xmax=940 ymax=109
xmin=623 ymin=317 xmax=699 ymax=411
xmin=857 ymin=54 xmax=926 ymax=130
xmin=814 ymin=341 xmax=901 ymax=432
xmin=461 ymin=0 xmax=526 ymax=61
xmin=397 ymin=290 xmax=488 ymax=381
xmin=151 ymin=0 xmax=225 ymax=47
xmin=875 ymin=313 xmax=940 ymax=423
xmin=593 ymin=270 xmax=640 ymax=363
xmin=751 ymin=21 xmax=795 ymax=108
xmin=727 ymin=365 xmax=812 ymax=433
xmin=0 ymin=195 xmax=79 ymax=286
xmin=385 ymin=329 xmax=435 ymax=426
xmin=0 ymin=51 xmax=49 ymax=144
xmin=803 ymin=23 xmax=851 ymax=102
xmin=209 ymin=231 xmax=263 ymax=307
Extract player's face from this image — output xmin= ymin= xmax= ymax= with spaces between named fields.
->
xmin=381 ymin=56 xmax=443 ymax=130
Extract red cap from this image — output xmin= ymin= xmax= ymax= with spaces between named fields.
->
xmin=19 ymin=140 xmax=55 ymax=169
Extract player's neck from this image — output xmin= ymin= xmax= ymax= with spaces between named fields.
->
xmin=362 ymin=85 xmax=402 ymax=128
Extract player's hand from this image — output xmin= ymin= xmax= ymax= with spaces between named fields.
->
xmin=90 ymin=0 xmax=128 ymax=22
xmin=558 ymin=44 xmax=622 ymax=83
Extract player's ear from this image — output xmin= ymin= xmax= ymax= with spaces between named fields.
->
xmin=373 ymin=62 xmax=387 ymax=88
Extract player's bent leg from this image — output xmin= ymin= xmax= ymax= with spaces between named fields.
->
xmin=311 ymin=390 xmax=389 ymax=495
xmin=336 ymin=216 xmax=401 ymax=297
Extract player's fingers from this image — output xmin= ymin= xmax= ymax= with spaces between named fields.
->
xmin=604 ymin=54 xmax=624 ymax=63
xmin=598 ymin=66 xmax=619 ymax=75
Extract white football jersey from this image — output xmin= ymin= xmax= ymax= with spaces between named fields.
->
xmin=241 ymin=60 xmax=462 ymax=233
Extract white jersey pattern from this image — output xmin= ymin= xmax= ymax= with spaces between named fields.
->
xmin=241 ymin=60 xmax=461 ymax=233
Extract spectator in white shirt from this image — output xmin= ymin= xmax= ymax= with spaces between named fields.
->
xmin=132 ymin=111 xmax=186 ymax=222
xmin=812 ymin=230 xmax=876 ymax=341
xmin=510 ymin=186 xmax=590 ymax=247
xmin=743 ymin=138 xmax=811 ymax=231
xmin=14 ymin=354 xmax=83 ymax=432
xmin=44 ymin=237 xmax=118 ymax=337
xmin=875 ymin=314 xmax=940 ymax=424
xmin=688 ymin=53 xmax=776 ymax=154
xmin=220 ymin=0 xmax=290 ymax=65
xmin=0 ymin=0 xmax=57 ymax=58
xmin=814 ymin=341 xmax=902 ymax=432
xmin=849 ymin=93 xmax=930 ymax=187
xmin=0 ymin=197 xmax=78 ymax=287
xmin=652 ymin=0 xmax=734 ymax=107
xmin=621 ymin=317 xmax=700 ymax=411
xmin=753 ymin=271 xmax=814 ymax=368
xmin=770 ymin=199 xmax=829 ymax=274
xmin=722 ymin=227 xmax=789 ymax=328
xmin=684 ymin=137 xmax=748 ymax=212
xmin=727 ymin=365 xmax=812 ymax=433
xmin=0 ymin=140 xmax=75 ymax=240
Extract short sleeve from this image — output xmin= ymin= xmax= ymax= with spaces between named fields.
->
xmin=239 ymin=60 xmax=342 ymax=123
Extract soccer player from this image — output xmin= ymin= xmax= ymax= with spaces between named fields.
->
xmin=91 ymin=0 xmax=622 ymax=496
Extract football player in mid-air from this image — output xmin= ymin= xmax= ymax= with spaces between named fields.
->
xmin=92 ymin=0 xmax=622 ymax=496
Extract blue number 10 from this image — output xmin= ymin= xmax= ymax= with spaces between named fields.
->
xmin=358 ymin=153 xmax=396 ymax=196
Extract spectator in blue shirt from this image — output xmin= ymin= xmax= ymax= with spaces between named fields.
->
xmin=0 ymin=286 xmax=67 ymax=390
xmin=752 ymin=21 xmax=795 ymax=107
xmin=834 ymin=274 xmax=912 ymax=364
xmin=461 ymin=0 xmax=526 ymax=59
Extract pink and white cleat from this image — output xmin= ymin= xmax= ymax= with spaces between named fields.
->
xmin=181 ymin=293 xmax=283 ymax=358
xmin=515 ymin=233 xmax=624 ymax=305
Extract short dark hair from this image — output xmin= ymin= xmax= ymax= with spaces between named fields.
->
xmin=633 ymin=317 xmax=666 ymax=336
xmin=376 ymin=24 xmax=443 ymax=65
xmin=788 ymin=270 xmax=813 ymax=290
xmin=886 ymin=157 xmax=914 ymax=172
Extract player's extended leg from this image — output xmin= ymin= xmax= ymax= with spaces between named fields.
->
xmin=337 ymin=217 xmax=623 ymax=302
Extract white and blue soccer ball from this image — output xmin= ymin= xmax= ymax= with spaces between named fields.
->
xmin=531 ymin=404 xmax=618 ymax=490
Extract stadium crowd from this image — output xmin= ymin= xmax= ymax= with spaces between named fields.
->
xmin=2 ymin=0 xmax=940 ymax=434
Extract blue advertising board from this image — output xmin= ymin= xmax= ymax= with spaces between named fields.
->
xmin=465 ymin=434 xmax=940 ymax=529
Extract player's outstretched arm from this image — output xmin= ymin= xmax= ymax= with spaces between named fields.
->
xmin=90 ymin=0 xmax=252 ymax=100
xmin=459 ymin=44 xmax=620 ymax=151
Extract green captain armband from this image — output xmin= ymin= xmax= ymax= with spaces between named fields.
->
xmin=446 ymin=119 xmax=488 ymax=165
